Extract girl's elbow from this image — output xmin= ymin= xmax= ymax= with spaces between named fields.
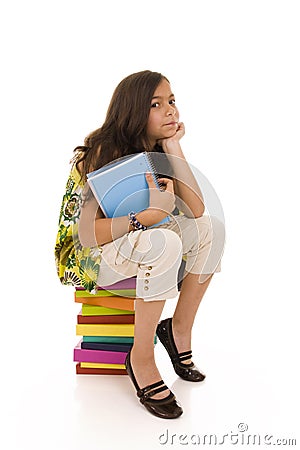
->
xmin=195 ymin=204 xmax=205 ymax=218
xmin=185 ymin=203 xmax=205 ymax=219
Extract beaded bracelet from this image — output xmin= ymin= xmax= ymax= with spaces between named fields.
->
xmin=128 ymin=211 xmax=147 ymax=231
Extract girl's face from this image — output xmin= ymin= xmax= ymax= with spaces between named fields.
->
xmin=147 ymin=78 xmax=179 ymax=147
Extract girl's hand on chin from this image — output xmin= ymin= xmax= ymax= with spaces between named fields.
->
xmin=157 ymin=122 xmax=185 ymax=152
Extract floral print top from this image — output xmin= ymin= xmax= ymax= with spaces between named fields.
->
xmin=54 ymin=158 xmax=102 ymax=293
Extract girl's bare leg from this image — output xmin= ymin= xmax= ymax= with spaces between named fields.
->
xmin=130 ymin=298 xmax=168 ymax=399
xmin=172 ymin=273 xmax=213 ymax=361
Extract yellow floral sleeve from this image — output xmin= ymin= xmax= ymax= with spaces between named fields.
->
xmin=54 ymin=162 xmax=101 ymax=293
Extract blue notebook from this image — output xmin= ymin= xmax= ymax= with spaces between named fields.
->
xmin=87 ymin=152 xmax=170 ymax=226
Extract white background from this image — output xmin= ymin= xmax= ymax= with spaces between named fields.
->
xmin=1 ymin=1 xmax=299 ymax=449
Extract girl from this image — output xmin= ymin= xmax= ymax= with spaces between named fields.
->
xmin=55 ymin=70 xmax=224 ymax=419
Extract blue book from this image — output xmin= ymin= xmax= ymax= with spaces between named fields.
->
xmin=87 ymin=152 xmax=170 ymax=226
xmin=81 ymin=342 xmax=133 ymax=352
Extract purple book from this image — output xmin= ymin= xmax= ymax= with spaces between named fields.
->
xmin=73 ymin=341 xmax=127 ymax=364
xmin=75 ymin=277 xmax=137 ymax=291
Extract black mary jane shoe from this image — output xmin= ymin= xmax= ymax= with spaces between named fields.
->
xmin=156 ymin=317 xmax=206 ymax=382
xmin=125 ymin=350 xmax=183 ymax=419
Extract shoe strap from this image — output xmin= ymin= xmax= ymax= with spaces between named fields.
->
xmin=137 ymin=380 xmax=168 ymax=403
xmin=177 ymin=350 xmax=192 ymax=363
xmin=162 ymin=319 xmax=193 ymax=365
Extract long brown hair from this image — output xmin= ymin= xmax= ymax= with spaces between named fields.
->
xmin=75 ymin=70 xmax=169 ymax=180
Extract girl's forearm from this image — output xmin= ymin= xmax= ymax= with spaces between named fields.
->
xmin=94 ymin=216 xmax=132 ymax=245
xmin=79 ymin=195 xmax=133 ymax=246
xmin=94 ymin=209 xmax=170 ymax=246
xmin=163 ymin=142 xmax=205 ymax=218
xmin=79 ymin=201 xmax=168 ymax=247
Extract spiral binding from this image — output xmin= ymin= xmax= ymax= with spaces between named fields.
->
xmin=144 ymin=152 xmax=162 ymax=190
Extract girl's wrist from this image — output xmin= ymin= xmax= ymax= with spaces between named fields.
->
xmin=162 ymin=139 xmax=184 ymax=156
xmin=128 ymin=212 xmax=147 ymax=231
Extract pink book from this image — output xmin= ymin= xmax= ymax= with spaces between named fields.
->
xmin=73 ymin=341 xmax=127 ymax=364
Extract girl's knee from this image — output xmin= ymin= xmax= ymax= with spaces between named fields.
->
xmin=140 ymin=228 xmax=183 ymax=265
xmin=194 ymin=215 xmax=225 ymax=245
xmin=150 ymin=228 xmax=183 ymax=258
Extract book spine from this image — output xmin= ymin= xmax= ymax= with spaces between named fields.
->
xmin=144 ymin=152 xmax=171 ymax=226
xmin=144 ymin=152 xmax=161 ymax=189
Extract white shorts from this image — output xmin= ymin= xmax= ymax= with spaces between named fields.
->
xmin=96 ymin=214 xmax=224 ymax=301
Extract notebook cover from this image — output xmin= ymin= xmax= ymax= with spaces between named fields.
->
xmin=76 ymin=323 xmax=135 ymax=337
xmin=75 ymin=294 xmax=135 ymax=311
xmin=87 ymin=152 xmax=169 ymax=225
xmin=77 ymin=313 xmax=135 ymax=324
xmin=74 ymin=341 xmax=127 ymax=364
xmin=81 ymin=304 xmax=134 ymax=316
xmin=81 ymin=341 xmax=133 ymax=352
xmin=82 ymin=336 xmax=134 ymax=344
xmin=76 ymin=363 xmax=127 ymax=375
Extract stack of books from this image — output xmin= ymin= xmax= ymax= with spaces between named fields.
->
xmin=74 ymin=278 xmax=136 ymax=375
xmin=74 ymin=260 xmax=186 ymax=375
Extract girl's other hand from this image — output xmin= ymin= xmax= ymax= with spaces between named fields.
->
xmin=145 ymin=173 xmax=175 ymax=217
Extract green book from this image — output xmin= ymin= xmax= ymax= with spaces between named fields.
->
xmin=82 ymin=336 xmax=157 ymax=344
xmin=83 ymin=336 xmax=135 ymax=344
xmin=82 ymin=304 xmax=134 ymax=316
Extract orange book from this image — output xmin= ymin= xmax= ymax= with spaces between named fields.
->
xmin=74 ymin=293 xmax=135 ymax=311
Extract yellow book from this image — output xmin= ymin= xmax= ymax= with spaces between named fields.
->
xmin=76 ymin=323 xmax=134 ymax=337
xmin=80 ymin=362 xmax=126 ymax=369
